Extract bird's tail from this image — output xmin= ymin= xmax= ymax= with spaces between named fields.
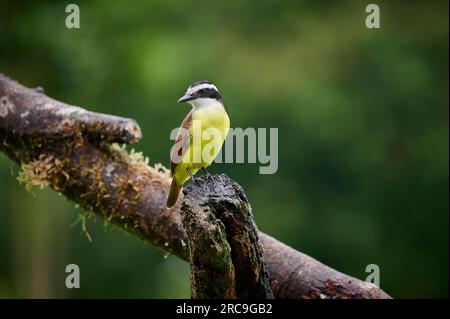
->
xmin=166 ymin=178 xmax=181 ymax=208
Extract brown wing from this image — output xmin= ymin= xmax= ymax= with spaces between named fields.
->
xmin=170 ymin=111 xmax=193 ymax=175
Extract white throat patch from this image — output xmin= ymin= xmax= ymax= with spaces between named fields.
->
xmin=189 ymin=98 xmax=223 ymax=110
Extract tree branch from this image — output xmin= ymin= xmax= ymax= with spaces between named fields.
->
xmin=0 ymin=73 xmax=391 ymax=299
xmin=181 ymin=174 xmax=273 ymax=298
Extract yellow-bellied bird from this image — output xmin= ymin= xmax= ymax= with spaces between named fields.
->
xmin=166 ymin=81 xmax=230 ymax=207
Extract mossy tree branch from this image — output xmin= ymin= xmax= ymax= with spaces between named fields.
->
xmin=0 ymin=73 xmax=391 ymax=299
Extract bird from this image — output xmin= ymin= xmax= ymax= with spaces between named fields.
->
xmin=166 ymin=80 xmax=230 ymax=208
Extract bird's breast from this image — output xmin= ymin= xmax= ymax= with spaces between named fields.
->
xmin=192 ymin=106 xmax=230 ymax=133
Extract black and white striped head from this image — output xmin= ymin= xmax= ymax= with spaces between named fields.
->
xmin=177 ymin=80 xmax=222 ymax=104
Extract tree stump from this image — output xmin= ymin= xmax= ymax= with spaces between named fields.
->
xmin=181 ymin=174 xmax=273 ymax=299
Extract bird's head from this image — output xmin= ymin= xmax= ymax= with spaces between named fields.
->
xmin=177 ymin=80 xmax=223 ymax=108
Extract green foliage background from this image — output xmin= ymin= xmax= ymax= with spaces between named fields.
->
xmin=0 ymin=0 xmax=448 ymax=298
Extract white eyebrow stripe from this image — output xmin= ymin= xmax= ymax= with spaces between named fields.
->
xmin=187 ymin=83 xmax=219 ymax=95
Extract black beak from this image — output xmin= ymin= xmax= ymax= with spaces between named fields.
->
xmin=177 ymin=94 xmax=195 ymax=103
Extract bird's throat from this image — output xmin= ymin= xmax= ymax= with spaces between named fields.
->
xmin=190 ymin=98 xmax=224 ymax=111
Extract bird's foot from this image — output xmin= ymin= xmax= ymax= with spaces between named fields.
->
xmin=202 ymin=167 xmax=211 ymax=176
xmin=186 ymin=168 xmax=196 ymax=183
xmin=202 ymin=167 xmax=215 ymax=183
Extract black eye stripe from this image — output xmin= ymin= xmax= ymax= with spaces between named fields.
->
xmin=195 ymin=88 xmax=222 ymax=101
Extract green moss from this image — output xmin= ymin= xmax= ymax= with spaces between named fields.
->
xmin=16 ymin=154 xmax=61 ymax=193
xmin=70 ymin=211 xmax=95 ymax=242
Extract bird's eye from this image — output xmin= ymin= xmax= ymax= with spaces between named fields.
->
xmin=198 ymin=89 xmax=205 ymax=94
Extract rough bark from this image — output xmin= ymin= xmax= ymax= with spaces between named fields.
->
xmin=0 ymin=73 xmax=391 ymax=299
xmin=181 ymin=174 xmax=273 ymax=298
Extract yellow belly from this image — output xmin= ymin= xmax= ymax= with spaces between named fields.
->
xmin=174 ymin=106 xmax=230 ymax=185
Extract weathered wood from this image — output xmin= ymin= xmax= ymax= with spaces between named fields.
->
xmin=0 ymin=73 xmax=392 ymax=299
xmin=181 ymin=175 xmax=273 ymax=299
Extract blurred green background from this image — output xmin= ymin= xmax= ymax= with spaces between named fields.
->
xmin=0 ymin=0 xmax=448 ymax=298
